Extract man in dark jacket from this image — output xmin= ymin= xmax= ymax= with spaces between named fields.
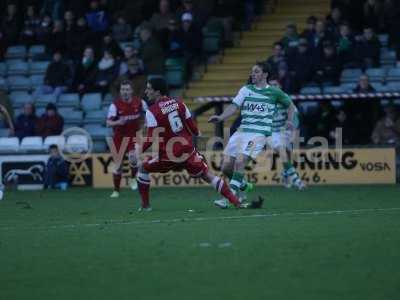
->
xmin=313 ymin=41 xmax=342 ymax=85
xmin=44 ymin=144 xmax=69 ymax=190
xmin=287 ymin=38 xmax=313 ymax=92
xmin=356 ymin=27 xmax=381 ymax=69
xmin=36 ymin=103 xmax=64 ymax=138
xmin=14 ymin=103 xmax=38 ymax=139
xmin=139 ymin=26 xmax=165 ymax=75
xmin=33 ymin=51 xmax=71 ymax=100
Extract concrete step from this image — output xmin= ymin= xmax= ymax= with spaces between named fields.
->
xmin=185 ymin=86 xmax=240 ymax=97
xmin=223 ymin=54 xmax=266 ymax=64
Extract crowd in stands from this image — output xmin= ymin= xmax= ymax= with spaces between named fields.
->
xmin=265 ymin=0 xmax=400 ymax=145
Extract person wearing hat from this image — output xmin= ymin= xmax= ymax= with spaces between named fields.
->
xmin=36 ymin=103 xmax=64 ymax=138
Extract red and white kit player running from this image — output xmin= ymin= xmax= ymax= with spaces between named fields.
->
xmin=106 ymin=80 xmax=147 ymax=198
xmin=133 ymin=78 xmax=263 ymax=211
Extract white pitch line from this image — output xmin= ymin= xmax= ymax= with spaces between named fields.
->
xmin=1 ymin=207 xmax=400 ymax=232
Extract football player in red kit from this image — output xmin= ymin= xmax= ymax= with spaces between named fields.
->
xmin=133 ymin=78 xmax=263 ymax=211
xmin=106 ymin=80 xmax=148 ymax=198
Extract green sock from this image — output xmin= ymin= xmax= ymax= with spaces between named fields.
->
xmin=230 ymin=172 xmax=244 ymax=193
xmin=283 ymin=162 xmax=293 ymax=171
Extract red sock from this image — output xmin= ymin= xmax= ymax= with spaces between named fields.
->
xmin=212 ymin=177 xmax=240 ymax=207
xmin=113 ymin=173 xmax=121 ymax=192
xmin=131 ymin=167 xmax=138 ymax=178
xmin=137 ymin=172 xmax=150 ymax=208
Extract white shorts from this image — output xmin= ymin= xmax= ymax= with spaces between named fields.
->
xmin=271 ymin=130 xmax=294 ymax=150
xmin=223 ymin=131 xmax=271 ymax=160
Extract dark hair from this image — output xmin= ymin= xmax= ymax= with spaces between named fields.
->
xmin=49 ymin=144 xmax=58 ymax=151
xmin=148 ymin=77 xmax=168 ymax=95
xmin=255 ymin=62 xmax=270 ymax=74
xmin=273 ymin=42 xmax=283 ymax=48
xmin=120 ymin=79 xmax=133 ymax=89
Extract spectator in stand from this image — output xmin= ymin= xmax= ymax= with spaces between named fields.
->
xmin=36 ymin=103 xmax=64 ymax=137
xmin=336 ymin=23 xmax=356 ymax=67
xmin=64 ymin=10 xmax=75 ymax=31
xmin=119 ymin=45 xmax=144 ymax=76
xmin=311 ymin=19 xmax=335 ymax=55
xmin=94 ymin=49 xmax=119 ymax=94
xmin=116 ymin=57 xmax=146 ymax=97
xmin=0 ymin=104 xmax=14 ymax=136
xmin=177 ymin=0 xmax=208 ymax=29
xmin=36 ymin=15 xmax=53 ymax=45
xmin=73 ymin=46 xmax=98 ymax=94
xmin=112 ymin=14 xmax=132 ymax=42
xmin=181 ymin=12 xmax=202 ymax=77
xmin=46 ymin=20 xmax=66 ymax=56
xmin=1 ymin=3 xmax=20 ymax=45
xmin=353 ymin=74 xmax=376 ymax=93
xmin=313 ymin=41 xmax=341 ymax=86
xmin=162 ymin=18 xmax=184 ymax=58
xmin=312 ymin=101 xmax=336 ymax=138
xmin=355 ymin=27 xmax=381 ymax=69
xmin=371 ymin=105 xmax=400 ymax=145
xmin=280 ymin=24 xmax=300 ymax=51
xmin=64 ymin=10 xmax=77 ymax=59
xmin=212 ymin=0 xmax=235 ymax=46
xmin=139 ymin=26 xmax=165 ymax=75
xmin=41 ymin=0 xmax=64 ymax=21
xmin=150 ymin=0 xmax=174 ymax=33
xmin=301 ymin=16 xmax=317 ymax=46
xmin=266 ymin=42 xmax=287 ymax=79
xmin=276 ymin=63 xmax=295 ymax=94
xmin=329 ymin=109 xmax=354 ymax=145
xmin=14 ymin=103 xmax=38 ymax=139
xmin=0 ymin=30 xmax=7 ymax=61
xmin=33 ymin=51 xmax=71 ymax=100
xmin=287 ymin=38 xmax=313 ymax=92
xmin=100 ymin=32 xmax=123 ymax=59
xmin=20 ymin=5 xmax=41 ymax=47
xmin=44 ymin=144 xmax=69 ymax=191
xmin=326 ymin=7 xmax=344 ymax=36
xmin=68 ymin=17 xmax=91 ymax=62
xmin=363 ymin=0 xmax=383 ymax=32
xmin=86 ymin=0 xmax=109 ymax=35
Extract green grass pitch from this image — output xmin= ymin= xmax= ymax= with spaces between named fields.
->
xmin=0 ymin=185 xmax=400 ymax=300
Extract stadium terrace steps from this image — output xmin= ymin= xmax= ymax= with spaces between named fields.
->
xmin=184 ymin=0 xmax=330 ymax=137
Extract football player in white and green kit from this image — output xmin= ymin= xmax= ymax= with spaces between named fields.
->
xmin=209 ymin=63 xmax=298 ymax=208
xmin=270 ymin=79 xmax=305 ymax=190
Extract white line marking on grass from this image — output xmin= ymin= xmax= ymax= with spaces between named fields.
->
xmin=1 ymin=207 xmax=400 ymax=231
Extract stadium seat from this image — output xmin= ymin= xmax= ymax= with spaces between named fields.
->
xmin=30 ymin=75 xmax=45 ymax=89
xmin=0 ymin=137 xmax=20 ymax=153
xmin=36 ymin=107 xmax=46 ymax=117
xmin=365 ymin=68 xmax=386 ymax=82
xmin=93 ymin=140 xmax=108 ymax=153
xmin=81 ymin=93 xmax=102 ymax=111
xmin=58 ymin=107 xmax=75 ymax=117
xmin=297 ymin=101 xmax=318 ymax=115
xmin=0 ymin=128 xmax=10 ymax=137
xmin=380 ymin=49 xmax=396 ymax=66
xmin=84 ymin=110 xmax=106 ymax=125
xmin=66 ymin=135 xmax=89 ymax=153
xmin=9 ymin=91 xmax=34 ymax=108
xmin=83 ymin=124 xmax=110 ymax=139
xmin=372 ymin=83 xmax=391 ymax=92
xmin=103 ymin=93 xmax=113 ymax=105
xmin=43 ymin=135 xmax=66 ymax=150
xmin=7 ymin=76 xmax=31 ymax=92
xmin=7 ymin=61 xmax=29 ymax=76
xmin=300 ymin=86 xmax=321 ymax=95
xmin=340 ymin=69 xmax=363 ymax=83
xmin=5 ymin=45 xmax=27 ymax=60
xmin=0 ymin=77 xmax=6 ymax=90
xmin=0 ymin=63 xmax=6 ymax=77
xmin=378 ymin=34 xmax=389 ymax=47
xmin=63 ymin=110 xmax=84 ymax=125
xmin=386 ymin=67 xmax=400 ymax=82
xmin=29 ymin=61 xmax=50 ymax=75
xmin=28 ymin=45 xmax=46 ymax=58
xmin=340 ymin=83 xmax=356 ymax=92
xmin=385 ymin=82 xmax=400 ymax=92
xmin=202 ymin=32 xmax=221 ymax=54
xmin=20 ymin=136 xmax=43 ymax=152
xmin=58 ymin=93 xmax=80 ymax=108
xmin=323 ymin=86 xmax=349 ymax=94
xmin=35 ymin=94 xmax=58 ymax=107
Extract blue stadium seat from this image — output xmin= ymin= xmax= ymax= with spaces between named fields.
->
xmin=323 ymin=86 xmax=349 ymax=94
xmin=83 ymin=124 xmax=110 ymax=139
xmin=0 ymin=77 xmax=6 ymax=90
xmin=103 ymin=93 xmax=113 ymax=104
xmin=371 ymin=83 xmax=389 ymax=92
xmin=365 ymin=68 xmax=386 ymax=82
xmin=66 ymin=135 xmax=89 ymax=152
xmin=300 ymin=86 xmax=321 ymax=95
xmin=0 ymin=63 xmax=6 ymax=77
xmin=58 ymin=107 xmax=75 ymax=117
xmin=35 ymin=94 xmax=58 ymax=107
xmin=63 ymin=110 xmax=84 ymax=125
xmin=7 ymin=76 xmax=31 ymax=92
xmin=0 ymin=137 xmax=20 ymax=153
xmin=43 ymin=135 xmax=66 ymax=151
xmin=380 ymin=49 xmax=396 ymax=66
xmin=297 ymin=101 xmax=318 ymax=115
xmin=29 ymin=61 xmax=50 ymax=75
xmin=84 ymin=110 xmax=106 ymax=125
xmin=378 ymin=34 xmax=389 ymax=47
xmin=30 ymin=75 xmax=45 ymax=89
xmin=385 ymin=82 xmax=400 ymax=92
xmin=385 ymin=67 xmax=400 ymax=82
xmin=93 ymin=140 xmax=108 ymax=153
xmin=28 ymin=45 xmax=46 ymax=58
xmin=9 ymin=92 xmax=34 ymax=108
xmin=36 ymin=107 xmax=46 ymax=116
xmin=19 ymin=136 xmax=43 ymax=152
xmin=5 ymin=46 xmax=27 ymax=60
xmin=340 ymin=69 xmax=363 ymax=83
xmin=340 ymin=83 xmax=356 ymax=92
xmin=58 ymin=93 xmax=80 ymax=108
xmin=0 ymin=128 xmax=9 ymax=137
xmin=81 ymin=93 xmax=102 ymax=111
xmin=7 ymin=61 xmax=29 ymax=76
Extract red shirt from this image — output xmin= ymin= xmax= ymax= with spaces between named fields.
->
xmin=107 ymin=96 xmax=147 ymax=137
xmin=144 ymin=97 xmax=199 ymax=161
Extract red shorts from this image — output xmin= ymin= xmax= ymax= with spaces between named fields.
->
xmin=143 ymin=151 xmax=209 ymax=178
xmin=111 ymin=135 xmax=136 ymax=154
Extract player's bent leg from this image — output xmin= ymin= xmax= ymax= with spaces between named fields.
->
xmin=111 ymin=165 xmax=122 ymax=198
xmin=128 ymin=150 xmax=138 ymax=191
xmin=202 ymin=171 xmax=241 ymax=208
xmin=221 ymin=155 xmax=235 ymax=179
xmin=137 ymin=167 xmax=151 ymax=210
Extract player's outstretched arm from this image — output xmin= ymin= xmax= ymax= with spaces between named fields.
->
xmin=208 ymin=104 xmax=238 ymax=123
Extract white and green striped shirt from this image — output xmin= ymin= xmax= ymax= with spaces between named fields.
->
xmin=233 ymin=84 xmax=292 ymax=136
